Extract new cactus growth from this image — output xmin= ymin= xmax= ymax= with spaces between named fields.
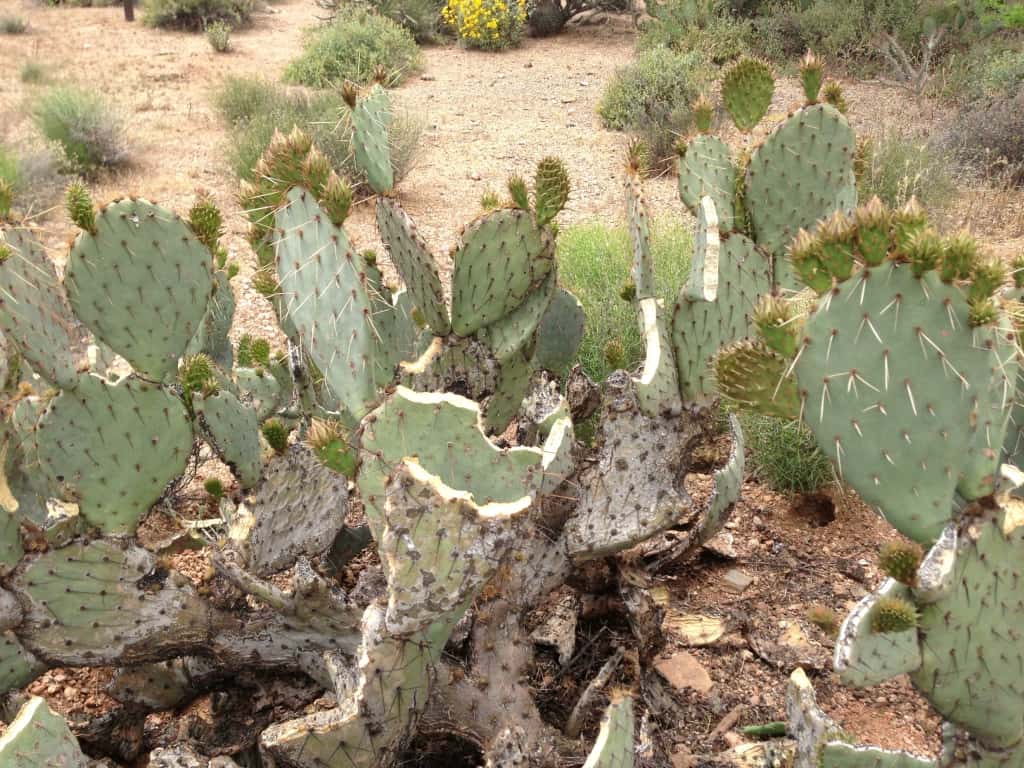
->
xmin=878 ymin=540 xmax=923 ymax=585
xmin=721 ymin=57 xmax=775 ymax=133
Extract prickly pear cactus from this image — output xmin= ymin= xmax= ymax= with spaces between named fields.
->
xmin=346 ymin=82 xmax=394 ymax=195
xmin=0 ymin=696 xmax=90 ymax=767
xmin=583 ymin=695 xmax=636 ymax=768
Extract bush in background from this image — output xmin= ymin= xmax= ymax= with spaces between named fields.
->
xmin=638 ymin=0 xmax=751 ymax=64
xmin=942 ymin=89 xmax=1024 ymax=185
xmin=216 ymin=76 xmax=422 ymax=190
xmin=20 ymin=62 xmax=47 ymax=84
xmin=1 ymin=15 xmax=27 ymax=33
xmin=206 ymin=20 xmax=232 ymax=51
xmin=557 ymin=219 xmax=692 ymax=383
xmin=0 ymin=143 xmax=68 ymax=216
xmin=441 ymin=0 xmax=528 ymax=50
xmin=856 ymin=132 xmax=956 ymax=213
xmin=285 ymin=12 xmax=421 ymax=87
xmin=32 ymin=87 xmax=129 ymax=175
xmin=740 ymin=412 xmax=835 ymax=493
xmin=598 ymin=48 xmax=712 ymax=166
xmin=321 ymin=0 xmax=444 ymax=43
xmin=143 ymin=0 xmax=252 ymax=30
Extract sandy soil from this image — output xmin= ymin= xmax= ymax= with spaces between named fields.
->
xmin=0 ymin=0 xmax=1018 ymax=762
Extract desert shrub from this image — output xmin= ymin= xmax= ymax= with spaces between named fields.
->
xmin=0 ymin=148 xmax=17 ymax=194
xmin=322 ymin=0 xmax=444 ymax=42
xmin=32 ymin=87 xmax=128 ymax=174
xmin=20 ymin=62 xmax=46 ymax=84
xmin=557 ymin=219 xmax=691 ymax=383
xmin=216 ymin=76 xmax=422 ymax=190
xmin=740 ymin=412 xmax=834 ymax=493
xmin=980 ymin=48 xmax=1024 ymax=98
xmin=206 ymin=20 xmax=232 ymax=51
xmin=943 ymin=90 xmax=1024 ymax=184
xmin=441 ymin=0 xmax=528 ymax=49
xmin=529 ymin=0 xmax=568 ymax=36
xmin=285 ymin=13 xmax=421 ymax=88
xmin=143 ymin=0 xmax=252 ymax=30
xmin=0 ymin=143 xmax=68 ymax=215
xmin=1 ymin=15 xmax=27 ymax=33
xmin=638 ymin=0 xmax=752 ymax=63
xmin=598 ymin=48 xmax=711 ymax=165
xmin=856 ymin=133 xmax=956 ymax=213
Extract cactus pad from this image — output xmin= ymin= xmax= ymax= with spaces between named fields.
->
xmin=834 ymin=581 xmax=922 ymax=687
xmin=235 ymin=366 xmax=283 ymax=421
xmin=0 ymin=228 xmax=83 ymax=388
xmin=533 ymin=287 xmax=586 ymax=373
xmin=350 ymin=84 xmax=394 ymax=195
xmin=634 ymin=298 xmax=682 ymax=417
xmin=65 ymin=198 xmax=215 ymax=380
xmin=188 ymin=269 xmax=235 ymax=371
xmin=625 ymin=170 xmax=655 ymax=300
xmin=583 ymin=695 xmax=635 ymax=768
xmin=450 ymin=209 xmax=554 ymax=336
xmin=477 ymin=271 xmax=556 ymax=363
xmin=376 ymin=197 xmax=450 ymax=334
xmin=195 ymin=389 xmax=261 ymax=488
xmin=744 ymin=105 xmax=856 ymax=288
xmin=677 ymin=135 xmax=737 ymax=232
xmin=34 ymin=374 xmax=194 ymax=534
xmin=722 ymin=57 xmax=775 ymax=132
xmin=0 ymin=697 xmax=89 ymax=767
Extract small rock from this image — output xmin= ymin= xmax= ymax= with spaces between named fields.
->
xmin=722 ymin=569 xmax=754 ymax=594
xmin=662 ymin=611 xmax=727 ymax=646
xmin=671 ymin=744 xmax=697 ymax=768
xmin=524 ymin=62 xmax=533 ymax=68
xmin=420 ymin=74 xmax=435 ymax=81
xmin=654 ymin=651 xmax=713 ymax=693
xmin=703 ymin=531 xmax=737 ymax=559
xmin=470 ymin=172 xmax=482 ymax=181
xmin=560 ymin=96 xmax=577 ymax=104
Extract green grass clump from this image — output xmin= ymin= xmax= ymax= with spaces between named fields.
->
xmin=0 ymin=148 xmax=17 ymax=195
xmin=739 ymin=412 xmax=834 ymax=494
xmin=557 ymin=219 xmax=692 ymax=383
xmin=1 ymin=15 xmax=28 ymax=33
xmin=285 ymin=12 xmax=421 ymax=88
xmin=20 ymin=62 xmax=46 ymax=84
xmin=32 ymin=87 xmax=128 ymax=174
xmin=215 ymin=75 xmax=421 ymax=191
xmin=855 ymin=132 xmax=956 ymax=215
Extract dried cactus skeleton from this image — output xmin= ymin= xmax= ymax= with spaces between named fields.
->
xmin=0 ymin=75 xmax=755 ymax=766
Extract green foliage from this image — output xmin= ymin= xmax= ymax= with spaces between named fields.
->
xmin=598 ymin=48 xmax=712 ymax=166
xmin=739 ymin=413 xmax=834 ymax=493
xmin=32 ymin=87 xmax=128 ymax=175
xmin=284 ymin=12 xmax=421 ymax=88
xmin=206 ymin=20 xmax=232 ymax=52
xmin=879 ymin=540 xmax=923 ymax=585
xmin=0 ymin=15 xmax=27 ymax=33
xmin=261 ymin=419 xmax=290 ymax=454
xmin=855 ymin=133 xmax=956 ymax=214
xmin=143 ymin=0 xmax=252 ymax=29
xmin=215 ymin=76 xmax=421 ymax=191
xmin=20 ymin=62 xmax=46 ymax=84
xmin=204 ymin=477 xmax=225 ymax=499
xmin=557 ymin=219 xmax=691 ymax=382
xmin=327 ymin=0 xmax=443 ymax=42
xmin=638 ymin=0 xmax=752 ymax=63
xmin=0 ymin=148 xmax=17 ymax=198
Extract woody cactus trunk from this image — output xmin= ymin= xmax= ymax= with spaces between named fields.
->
xmin=0 ymin=78 xmax=747 ymax=766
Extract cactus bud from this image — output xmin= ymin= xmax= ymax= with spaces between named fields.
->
xmin=237 ymin=334 xmax=255 ymax=368
xmin=0 ymin=242 xmax=10 ymax=264
xmin=261 ymin=419 xmax=289 ymax=454
xmin=800 ymin=50 xmax=824 ymax=103
xmin=626 ymin=138 xmax=649 ymax=178
xmin=179 ymin=354 xmax=219 ymax=399
xmin=307 ymin=418 xmax=359 ymax=478
xmin=692 ymin=93 xmax=714 ymax=133
xmin=822 ymin=79 xmax=847 ymax=114
xmin=204 ymin=477 xmax=225 ymax=500
xmin=968 ymin=297 xmax=999 ymax=327
xmin=251 ymin=267 xmax=279 ymax=298
xmin=754 ymin=295 xmax=799 ymax=357
xmin=188 ymin=191 xmax=224 ymax=253
xmin=534 ymin=156 xmax=571 ymax=227
xmin=939 ymin=231 xmax=978 ymax=283
xmin=603 ymin=339 xmax=626 ymax=370
xmin=66 ymin=180 xmax=97 ymax=235
xmin=250 ymin=338 xmax=271 ymax=367
xmin=853 ymin=196 xmax=891 ymax=266
xmin=806 ymin=604 xmax=838 ymax=636
xmin=619 ymin=280 xmax=637 ymax=302
xmin=879 ymin=540 xmax=922 ymax=585
xmin=969 ymin=256 xmax=1007 ymax=303
xmin=788 ymin=229 xmax=831 ymax=294
xmin=507 ymin=175 xmax=529 ymax=210
xmin=226 ymin=262 xmax=240 ymax=279
xmin=870 ymin=596 xmax=918 ymax=634
xmin=817 ymin=210 xmax=856 ymax=281
xmin=891 ymin=197 xmax=927 ymax=254
xmin=302 ymin=147 xmax=332 ymax=197
xmin=341 ymin=82 xmax=358 ymax=109
xmin=321 ymin=172 xmax=353 ymax=227
xmin=906 ymin=229 xmax=943 ymax=277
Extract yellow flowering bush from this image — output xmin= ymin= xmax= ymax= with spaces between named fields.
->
xmin=441 ymin=0 xmax=529 ymax=50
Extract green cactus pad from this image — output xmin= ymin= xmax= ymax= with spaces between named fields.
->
xmin=0 ymin=631 xmax=43 ymax=695
xmin=722 ymin=57 xmax=775 ymax=133
xmin=477 ymin=271 xmax=556 ymax=363
xmin=376 ymin=197 xmax=450 ymax=335
xmin=672 ymin=231 xmax=772 ymax=402
xmin=367 ymin=285 xmax=422 ymax=390
xmin=796 ymin=261 xmax=1016 ymax=543
xmin=275 ymin=187 xmax=381 ymax=418
xmin=821 ymin=743 xmax=937 ymax=768
xmin=358 ymin=387 xmax=544 ymax=539
xmin=34 ymin=374 xmax=194 ymax=534
xmin=381 ymin=459 xmax=530 ymax=634
xmin=350 ymin=84 xmax=394 ymax=195
xmin=0 ymin=697 xmax=90 ymax=767
xmin=186 ymin=269 xmax=235 ymax=371
xmin=533 ymin=287 xmax=585 ymax=373
xmin=65 ymin=198 xmax=215 ymax=381
xmin=583 ymin=695 xmax=635 ymax=768
xmin=834 ymin=581 xmax=922 ymax=687
xmin=235 ymin=366 xmax=283 ymax=421
xmin=0 ymin=228 xmax=83 ymax=388
xmin=13 ymin=539 xmax=209 ymax=662
xmin=195 ymin=389 xmax=261 ymax=489
xmin=483 ymin=347 xmax=533 ymax=432
xmin=450 ymin=209 xmax=555 ymax=336
xmin=677 ymin=135 xmax=737 ymax=232
xmin=241 ymin=445 xmax=349 ymax=574
xmin=635 ymin=298 xmax=682 ymax=417
xmin=625 ymin=171 xmax=655 ymax=301
xmin=744 ymin=105 xmax=856 ymax=289
xmin=910 ymin=509 xmax=1024 ymax=748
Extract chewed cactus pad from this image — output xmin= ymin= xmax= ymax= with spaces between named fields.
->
xmin=65 ymin=198 xmax=214 ymax=380
xmin=677 ymin=135 xmax=737 ymax=233
xmin=0 ymin=697 xmax=90 ymax=767
xmin=795 ymin=262 xmax=1015 ymax=544
xmin=34 ymin=374 xmax=194 ymax=534
xmin=450 ymin=209 xmax=554 ymax=335
xmin=0 ymin=631 xmax=43 ymax=696
xmin=583 ymin=696 xmax=635 ymax=768
xmin=0 ymin=228 xmax=82 ymax=388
